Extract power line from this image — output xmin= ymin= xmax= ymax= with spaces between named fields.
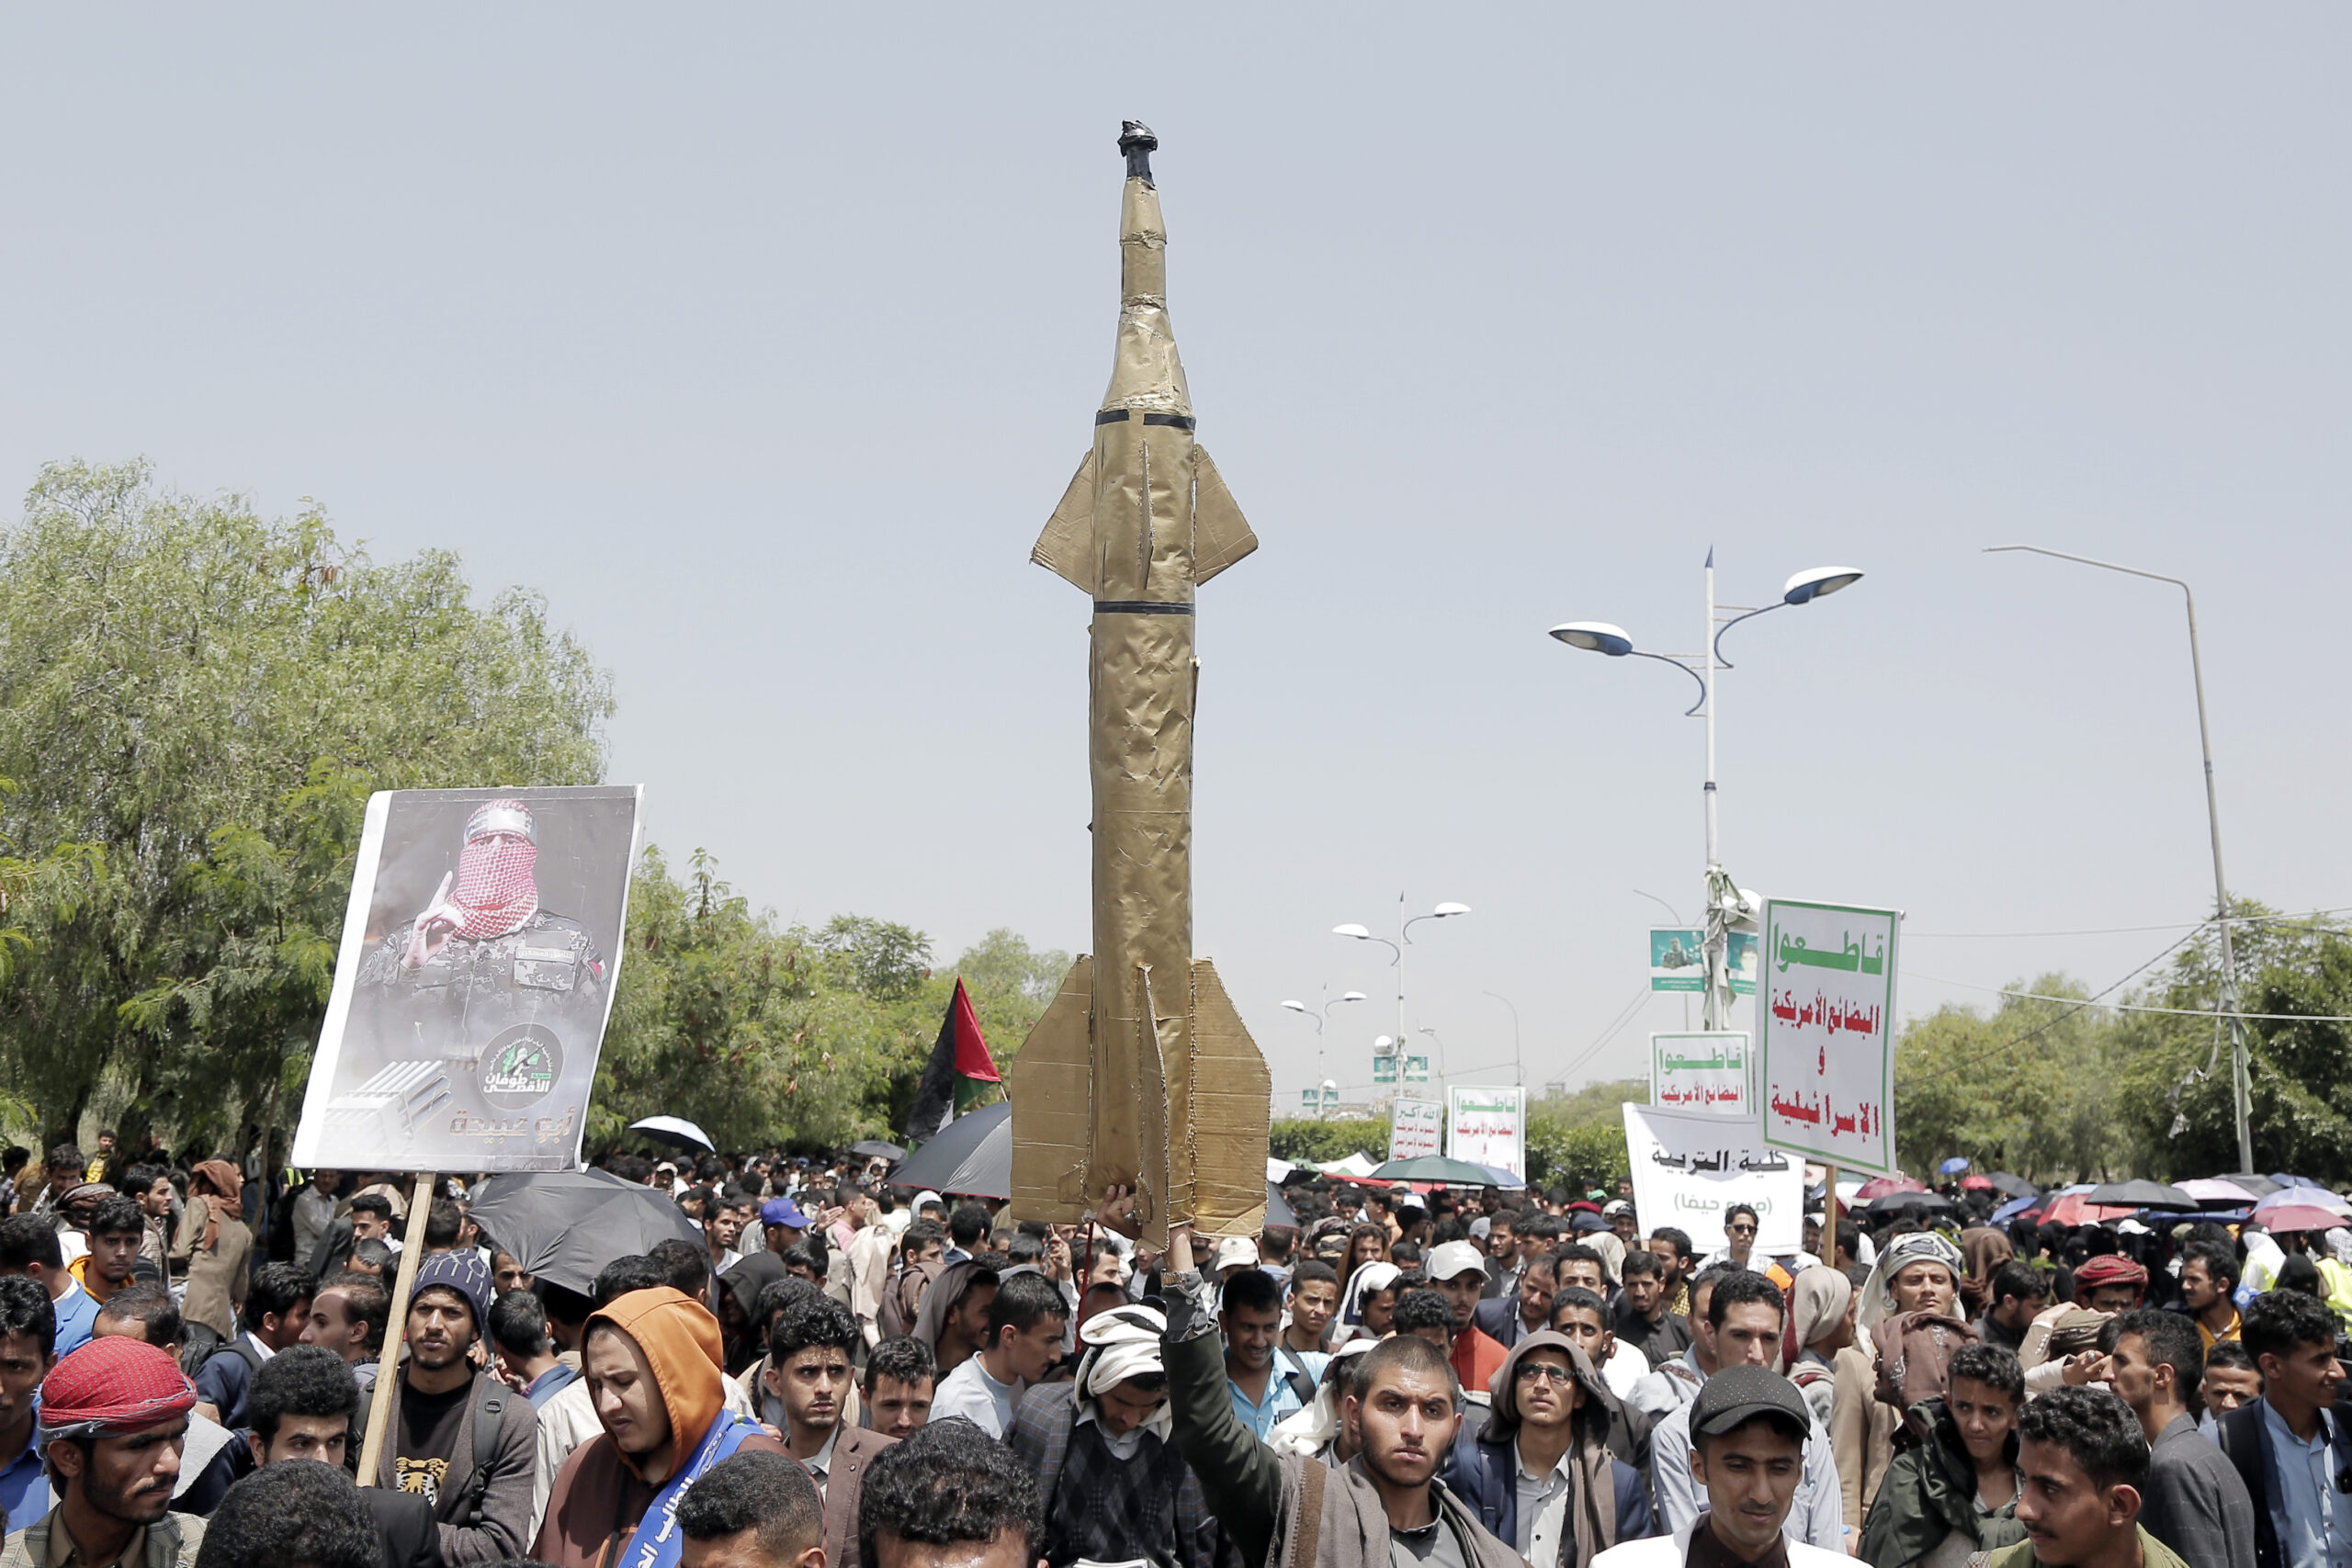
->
xmin=1907 ymin=907 xmax=2352 ymax=939
xmin=1905 ymin=926 xmax=2207 ymax=1084
xmin=1906 ymin=970 xmax=2352 ymax=1024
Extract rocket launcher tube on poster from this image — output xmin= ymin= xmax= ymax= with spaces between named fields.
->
xmin=1012 ymin=123 xmax=1270 ymax=1246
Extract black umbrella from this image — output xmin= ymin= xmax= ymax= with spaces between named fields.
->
xmin=2086 ymin=1179 xmax=2196 ymax=1211
xmin=1984 ymin=1172 xmax=2039 ymax=1199
xmin=887 ymin=1101 xmax=1295 ymax=1228
xmin=888 ymin=1103 xmax=1011 ymax=1198
xmin=1861 ymin=1190 xmax=1958 ymax=1220
xmin=467 ymin=1168 xmax=704 ymax=1295
xmin=2218 ymin=1171 xmax=2284 ymax=1199
xmin=849 ymin=1139 xmax=907 ymax=1164
xmin=1265 ymin=1184 xmax=1298 ymax=1229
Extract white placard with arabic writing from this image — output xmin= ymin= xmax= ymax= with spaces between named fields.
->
xmin=1623 ymin=1101 xmax=1804 ymax=1257
xmin=1389 ymin=1098 xmax=1444 ymax=1161
xmin=1446 ymin=1086 xmax=1526 ymax=1180
xmin=1758 ymin=898 xmax=1899 ymax=1175
xmin=1651 ymin=1032 xmax=1750 ymax=1115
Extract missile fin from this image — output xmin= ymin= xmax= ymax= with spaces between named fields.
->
xmin=1007 ymin=954 xmax=1096 ymax=1223
xmin=1184 ymin=958 xmax=1271 ymax=1235
xmin=1191 ymin=447 xmax=1258 ymax=584
xmin=1032 ymin=450 xmax=1099 ymax=591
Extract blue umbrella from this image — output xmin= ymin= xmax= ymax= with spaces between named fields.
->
xmin=1991 ymin=1194 xmax=2038 ymax=1223
xmin=1938 ymin=1156 xmax=1971 ymax=1176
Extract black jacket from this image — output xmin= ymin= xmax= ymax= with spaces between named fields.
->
xmin=363 ymin=1486 xmax=447 ymax=1568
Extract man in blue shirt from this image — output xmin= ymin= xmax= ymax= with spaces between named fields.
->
xmin=0 ymin=1276 xmax=56 ymax=1533
xmin=1220 ymin=1265 xmax=1304 ymax=1438
xmin=2217 ymin=1287 xmax=2352 ymax=1568
xmin=190 ymin=1260 xmax=314 ymax=1430
xmin=0 ymin=1216 xmax=93 ymax=1362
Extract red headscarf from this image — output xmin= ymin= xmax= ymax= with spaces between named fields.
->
xmin=450 ymin=798 xmax=538 ymax=939
xmin=39 ymin=1337 xmax=196 ymax=1441
xmin=2073 ymin=1254 xmax=2149 ymax=1299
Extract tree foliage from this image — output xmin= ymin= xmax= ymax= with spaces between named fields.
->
xmin=0 ymin=461 xmax=611 ymax=1155
xmin=1526 ymin=1078 xmax=1642 ymax=1193
xmin=591 ymin=846 xmax=1066 ymax=1155
xmin=1894 ymin=902 xmax=2352 ymax=1186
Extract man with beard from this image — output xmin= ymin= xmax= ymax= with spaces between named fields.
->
xmin=1157 ymin=1223 xmax=1522 ymax=1568
xmin=0 ymin=1336 xmax=207 ymax=1567
xmin=1009 ymin=1300 xmax=1228 ymax=1568
xmin=370 ymin=1252 xmax=538 ymax=1563
xmin=349 ymin=799 xmax=606 ymax=1143
xmin=1474 ymin=1252 xmax=1558 ymax=1351
xmin=532 ymin=1286 xmax=782 ymax=1568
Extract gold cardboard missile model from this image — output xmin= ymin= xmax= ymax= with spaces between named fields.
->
xmin=1009 ymin=123 xmax=1272 ymax=1246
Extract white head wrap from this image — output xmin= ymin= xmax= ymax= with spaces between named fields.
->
xmin=1073 ymin=1302 xmax=1171 ymax=1438
xmin=1338 ymin=1261 xmax=1402 ymax=1326
xmin=1269 ymin=1337 xmax=1375 ymax=1458
xmin=1859 ymin=1230 xmax=1966 ymax=1329
xmin=1588 ymin=1232 xmax=1626 ymax=1286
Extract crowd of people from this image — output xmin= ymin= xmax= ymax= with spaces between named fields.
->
xmin=2 ymin=1135 xmax=2346 ymax=1568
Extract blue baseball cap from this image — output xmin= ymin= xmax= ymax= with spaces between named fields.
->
xmin=761 ymin=1197 xmax=809 ymax=1229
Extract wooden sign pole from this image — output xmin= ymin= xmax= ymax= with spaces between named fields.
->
xmin=356 ymin=1172 xmax=436 ymax=1487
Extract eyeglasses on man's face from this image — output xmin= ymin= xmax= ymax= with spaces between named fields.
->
xmin=1516 ymin=1362 xmax=1577 ymax=1386
xmin=1727 ymin=1223 xmax=1757 ymax=1236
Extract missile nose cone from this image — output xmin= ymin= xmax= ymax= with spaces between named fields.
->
xmin=1120 ymin=120 xmax=1158 ymax=184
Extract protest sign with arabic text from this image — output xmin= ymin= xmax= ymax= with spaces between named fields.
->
xmin=1758 ymin=898 xmax=1899 ymax=1175
xmin=293 ymin=785 xmax=643 ymax=1172
xmin=1651 ymin=1032 xmax=1750 ymax=1115
xmin=1623 ymin=1101 xmax=1803 ymax=1257
xmin=1445 ymin=1086 xmax=1525 ymax=1180
xmin=1389 ymin=1098 xmax=1444 ymax=1160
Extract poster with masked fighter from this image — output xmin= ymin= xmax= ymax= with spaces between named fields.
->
xmin=292 ymin=785 xmax=642 ymax=1171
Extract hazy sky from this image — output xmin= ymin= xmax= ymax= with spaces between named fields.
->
xmin=4 ymin=10 xmax=2344 ymax=1112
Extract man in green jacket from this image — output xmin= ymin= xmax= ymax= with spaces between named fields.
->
xmin=1155 ymin=1220 xmax=1521 ymax=1568
xmin=1978 ymin=1386 xmax=2187 ymax=1568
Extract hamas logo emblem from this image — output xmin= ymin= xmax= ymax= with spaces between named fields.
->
xmin=481 ymin=1024 xmax=562 ymax=1109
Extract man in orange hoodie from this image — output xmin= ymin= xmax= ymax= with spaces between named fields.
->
xmin=534 ymin=1285 xmax=788 ymax=1568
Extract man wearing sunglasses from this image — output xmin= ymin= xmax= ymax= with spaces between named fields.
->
xmin=1700 ymin=1206 xmax=1795 ymax=1293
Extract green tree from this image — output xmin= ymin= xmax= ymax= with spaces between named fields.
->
xmin=593 ymin=849 xmax=1065 ymax=1154
xmin=2110 ymin=903 xmax=2352 ymax=1182
xmin=1269 ymin=1116 xmax=1390 ymax=1165
xmin=1894 ymin=974 xmax=2130 ymax=1183
xmin=0 ymin=460 xmax=611 ymax=1156
xmin=1524 ymin=1081 xmax=1642 ymax=1193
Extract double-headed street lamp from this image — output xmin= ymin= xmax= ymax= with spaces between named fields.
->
xmin=1334 ymin=896 xmax=1471 ymax=1086
xmin=1987 ymin=544 xmax=2253 ymax=1171
xmin=1280 ymin=990 xmax=1366 ymax=1099
xmin=1551 ymin=555 xmax=1864 ymax=1031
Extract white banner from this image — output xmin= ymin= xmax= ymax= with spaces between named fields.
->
xmin=292 ymin=785 xmax=643 ymax=1172
xmin=1389 ymin=1098 xmax=1444 ymax=1160
xmin=1446 ymin=1085 xmax=1526 ymax=1180
xmin=1758 ymin=898 xmax=1900 ymax=1176
xmin=1651 ymin=1031 xmax=1750 ymax=1115
xmin=1623 ymin=1101 xmax=1803 ymax=1258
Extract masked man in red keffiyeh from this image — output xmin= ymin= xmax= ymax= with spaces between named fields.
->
xmin=353 ymin=798 xmax=607 ymax=1112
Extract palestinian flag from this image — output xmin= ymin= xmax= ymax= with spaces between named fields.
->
xmin=905 ymin=976 xmax=1002 ymax=1145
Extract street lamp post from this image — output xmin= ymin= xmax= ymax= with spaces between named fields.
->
xmin=1986 ymin=544 xmax=2254 ymax=1171
xmin=1282 ymin=991 xmax=1366 ymax=1110
xmin=1552 ymin=557 xmax=1863 ymax=1032
xmin=1335 ymin=896 xmax=1470 ymax=1082
xmin=1483 ymin=991 xmax=1521 ymax=1085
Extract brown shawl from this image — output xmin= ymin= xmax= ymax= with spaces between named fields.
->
xmin=190 ymin=1160 xmax=243 ymax=1251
